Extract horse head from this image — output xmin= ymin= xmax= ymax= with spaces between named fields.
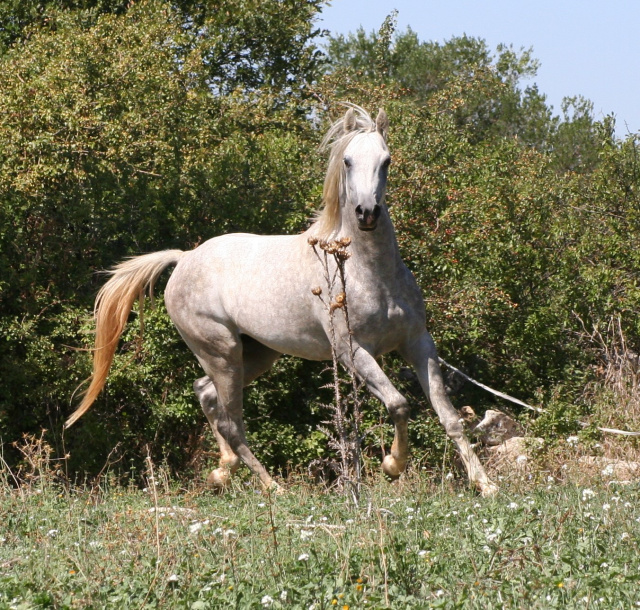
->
xmin=341 ymin=107 xmax=391 ymax=231
xmin=317 ymin=105 xmax=391 ymax=237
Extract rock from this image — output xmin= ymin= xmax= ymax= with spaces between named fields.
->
xmin=485 ymin=436 xmax=543 ymax=473
xmin=459 ymin=406 xmax=478 ymax=424
xmin=473 ymin=409 xmax=524 ymax=446
xmin=578 ymin=456 xmax=640 ymax=482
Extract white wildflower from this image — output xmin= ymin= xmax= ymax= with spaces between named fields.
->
xmin=418 ymin=550 xmax=427 ymax=557
xmin=261 ymin=595 xmax=274 ymax=607
xmin=566 ymin=436 xmax=579 ymax=446
xmin=167 ymin=574 xmax=179 ymax=583
xmin=47 ymin=529 xmax=58 ymax=537
xmin=603 ymin=504 xmax=610 ymax=511
xmin=298 ymin=553 xmax=309 ymax=561
xmin=601 ymin=464 xmax=615 ymax=477
xmin=189 ymin=522 xmax=203 ymax=534
xmin=508 ymin=502 xmax=518 ymax=510
xmin=300 ymin=529 xmax=313 ymax=540
xmin=280 ymin=591 xmax=288 ymax=601
xmin=582 ymin=488 xmax=596 ymax=501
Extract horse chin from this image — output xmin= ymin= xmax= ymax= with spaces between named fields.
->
xmin=357 ymin=223 xmax=377 ymax=232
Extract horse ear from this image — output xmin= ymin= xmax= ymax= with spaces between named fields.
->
xmin=376 ymin=109 xmax=389 ymax=140
xmin=343 ymin=108 xmax=357 ymax=132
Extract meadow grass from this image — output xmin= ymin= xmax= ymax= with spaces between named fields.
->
xmin=1 ymin=447 xmax=640 ymax=610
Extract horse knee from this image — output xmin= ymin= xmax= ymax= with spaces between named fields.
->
xmin=387 ymin=396 xmax=410 ymax=423
xmin=442 ymin=417 xmax=465 ymax=440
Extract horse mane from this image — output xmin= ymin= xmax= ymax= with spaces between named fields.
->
xmin=313 ymin=104 xmax=378 ymax=238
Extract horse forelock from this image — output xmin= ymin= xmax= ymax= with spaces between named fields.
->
xmin=314 ymin=105 xmax=377 ymax=238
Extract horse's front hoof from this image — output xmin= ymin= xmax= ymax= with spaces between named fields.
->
xmin=263 ymin=480 xmax=285 ymax=495
xmin=382 ymin=454 xmax=406 ymax=480
xmin=478 ymin=480 xmax=499 ymax=497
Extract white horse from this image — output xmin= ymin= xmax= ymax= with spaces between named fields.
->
xmin=67 ymin=105 xmax=496 ymax=496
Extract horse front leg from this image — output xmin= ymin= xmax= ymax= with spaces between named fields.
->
xmin=400 ymin=332 xmax=498 ymax=497
xmin=345 ymin=348 xmax=411 ymax=480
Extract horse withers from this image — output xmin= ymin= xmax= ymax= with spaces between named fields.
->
xmin=67 ymin=105 xmax=497 ymax=497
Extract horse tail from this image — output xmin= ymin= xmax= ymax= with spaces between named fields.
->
xmin=65 ymin=250 xmax=185 ymax=428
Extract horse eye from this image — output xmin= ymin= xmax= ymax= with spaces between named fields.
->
xmin=343 ymin=157 xmax=352 ymax=168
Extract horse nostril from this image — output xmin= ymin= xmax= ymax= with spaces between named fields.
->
xmin=355 ymin=204 xmax=363 ymax=218
xmin=372 ymin=205 xmax=381 ymax=220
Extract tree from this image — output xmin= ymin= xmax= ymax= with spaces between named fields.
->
xmin=0 ymin=0 xmax=326 ymax=474
xmin=325 ymin=25 xmax=555 ymax=147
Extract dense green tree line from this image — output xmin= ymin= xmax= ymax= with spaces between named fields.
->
xmin=1 ymin=1 xmax=638 ymax=477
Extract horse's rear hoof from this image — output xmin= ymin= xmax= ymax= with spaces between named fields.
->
xmin=206 ymin=468 xmax=231 ymax=491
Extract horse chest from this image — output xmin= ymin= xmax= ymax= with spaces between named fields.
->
xmin=349 ymin=291 xmax=413 ymax=341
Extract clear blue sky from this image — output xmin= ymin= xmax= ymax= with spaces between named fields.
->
xmin=317 ymin=0 xmax=639 ymax=138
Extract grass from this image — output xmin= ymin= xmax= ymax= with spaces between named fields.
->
xmin=1 ymin=441 xmax=640 ymax=610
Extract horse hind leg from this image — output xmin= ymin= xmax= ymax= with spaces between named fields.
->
xmin=194 ymin=377 xmax=240 ymax=488
xmin=194 ymin=337 xmax=281 ymax=490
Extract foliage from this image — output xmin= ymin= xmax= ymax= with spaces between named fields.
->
xmin=0 ymin=0 xmax=324 ymax=474
xmin=1 ymin=2 xmax=640 ymax=478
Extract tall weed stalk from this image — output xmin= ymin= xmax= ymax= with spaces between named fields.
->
xmin=309 ymin=237 xmax=364 ymax=503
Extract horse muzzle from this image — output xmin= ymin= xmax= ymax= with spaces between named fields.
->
xmin=355 ymin=204 xmax=381 ymax=231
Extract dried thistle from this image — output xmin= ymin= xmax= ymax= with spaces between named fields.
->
xmin=308 ymin=234 xmax=363 ymax=503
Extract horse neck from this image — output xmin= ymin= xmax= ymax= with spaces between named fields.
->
xmin=339 ymin=207 xmax=402 ymax=276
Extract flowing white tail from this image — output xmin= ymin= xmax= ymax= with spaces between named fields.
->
xmin=66 ymin=250 xmax=184 ymax=428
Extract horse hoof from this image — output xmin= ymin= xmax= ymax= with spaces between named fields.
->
xmin=381 ymin=455 xmax=406 ymax=480
xmin=478 ymin=480 xmax=499 ymax=497
xmin=263 ymin=481 xmax=285 ymax=495
xmin=206 ymin=468 xmax=231 ymax=490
